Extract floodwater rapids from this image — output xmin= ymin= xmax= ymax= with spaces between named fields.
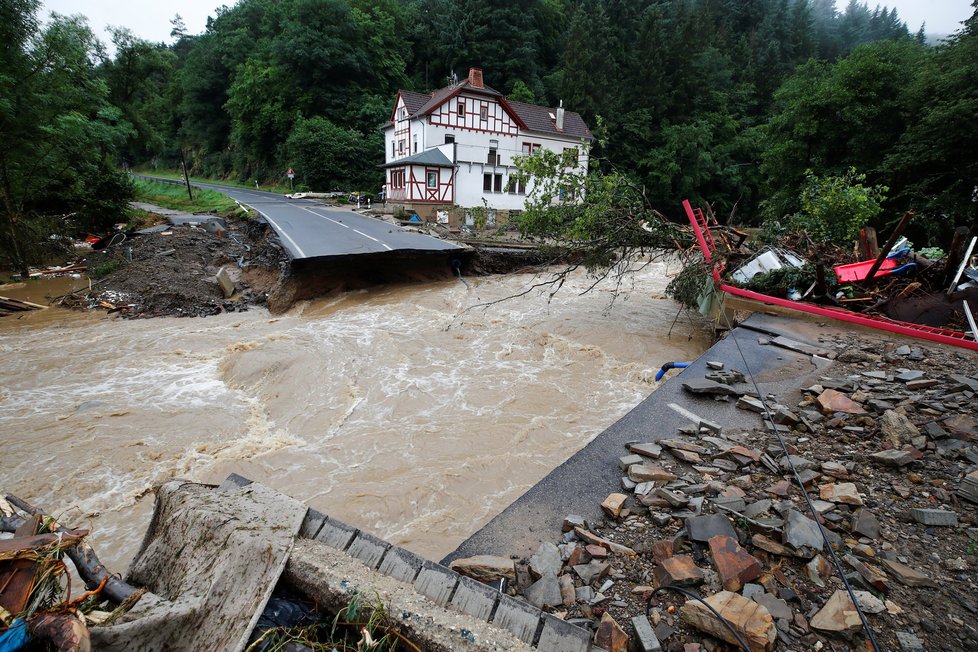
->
xmin=1 ymin=263 xmax=710 ymax=572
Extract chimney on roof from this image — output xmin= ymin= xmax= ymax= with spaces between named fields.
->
xmin=556 ymin=100 xmax=565 ymax=131
xmin=468 ymin=68 xmax=483 ymax=89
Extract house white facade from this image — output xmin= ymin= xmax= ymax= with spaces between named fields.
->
xmin=382 ymin=68 xmax=593 ymax=226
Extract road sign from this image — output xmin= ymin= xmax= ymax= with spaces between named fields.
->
xmin=287 ymin=168 xmax=295 ymax=179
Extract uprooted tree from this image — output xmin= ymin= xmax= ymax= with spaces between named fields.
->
xmin=506 ymin=146 xmax=692 ymax=300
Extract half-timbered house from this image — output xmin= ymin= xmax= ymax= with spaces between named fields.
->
xmin=382 ymin=68 xmax=593 ymax=226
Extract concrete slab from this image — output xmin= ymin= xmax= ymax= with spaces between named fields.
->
xmin=536 ymin=612 xmax=590 ymax=652
xmin=314 ymin=517 xmax=358 ymax=551
xmin=492 ymin=594 xmax=542 ymax=645
xmin=446 ymin=313 xmax=833 ymax=564
xmin=347 ymin=531 xmax=391 ymax=570
xmin=378 ymin=545 xmax=425 ymax=584
xmin=449 ymin=575 xmax=500 ymax=621
xmin=414 ymin=560 xmax=459 ymax=608
xmin=299 ymin=508 xmax=326 ymax=539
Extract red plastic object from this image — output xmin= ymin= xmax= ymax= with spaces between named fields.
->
xmin=683 ymin=199 xmax=978 ymax=351
xmin=834 ymin=257 xmax=900 ymax=282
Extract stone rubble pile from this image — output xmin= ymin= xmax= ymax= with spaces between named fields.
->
xmin=453 ymin=337 xmax=977 ymax=651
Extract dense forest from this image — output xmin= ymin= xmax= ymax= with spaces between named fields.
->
xmin=2 ymin=0 xmax=977 ymax=273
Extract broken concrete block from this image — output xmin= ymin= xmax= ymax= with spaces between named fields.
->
xmin=524 ymin=573 xmax=562 ymax=609
xmin=529 ymin=542 xmax=562 ymax=580
xmin=682 ymin=379 xmax=739 ymax=396
xmin=816 ymin=389 xmax=867 ymax=415
xmin=601 ymin=493 xmax=628 ymax=519
xmin=631 ymin=615 xmax=663 ymax=652
xmin=594 ymin=612 xmax=629 ymax=652
xmin=686 ymin=514 xmax=736 ymax=543
xmin=737 ymin=395 xmax=766 ymax=413
xmin=880 ymin=559 xmax=936 ymax=587
xmin=819 ymin=482 xmax=864 ymax=506
xmin=563 ymin=514 xmax=586 ymax=532
xmin=881 ymin=410 xmax=921 ymax=447
xmin=628 ymin=442 xmax=663 ymax=459
xmin=870 ymin=449 xmax=917 ymax=467
xmin=620 ymin=454 xmax=645 ymax=469
xmin=628 ymin=464 xmax=676 ymax=483
xmin=216 ymin=265 xmax=235 ymax=298
xmin=709 ymin=535 xmax=762 ymax=592
xmin=573 ymin=560 xmax=609 ymax=584
xmin=448 ymin=555 xmax=516 ymax=582
xmin=895 ymin=631 xmax=925 ymax=652
xmin=783 ymin=510 xmax=824 ymax=552
xmin=909 ymin=508 xmax=958 ymax=527
xmin=654 ymin=555 xmax=705 ymax=587
xmin=810 ymin=590 xmax=862 ymax=633
xmin=537 ymin=612 xmax=590 ymax=652
xmin=681 ymin=590 xmax=775 ymax=652
xmin=851 ymin=509 xmax=881 ymax=540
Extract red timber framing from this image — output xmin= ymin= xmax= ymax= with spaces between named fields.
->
xmin=683 ymin=199 xmax=978 ymax=352
xmin=429 ymin=94 xmax=523 ymax=135
xmin=396 ymin=166 xmax=453 ymax=204
xmin=390 ymin=96 xmax=412 ymax=162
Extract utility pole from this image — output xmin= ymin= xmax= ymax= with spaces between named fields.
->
xmin=180 ymin=149 xmax=193 ymax=201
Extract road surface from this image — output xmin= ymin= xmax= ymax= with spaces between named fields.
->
xmin=139 ymin=176 xmax=464 ymax=261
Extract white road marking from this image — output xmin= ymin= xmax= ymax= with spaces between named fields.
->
xmin=292 ymin=204 xmax=393 ymax=251
xmin=240 ymin=202 xmax=306 ymax=258
xmin=667 ymin=402 xmax=708 ymax=425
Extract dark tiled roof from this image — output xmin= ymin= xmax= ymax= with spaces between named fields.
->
xmin=390 ymin=80 xmax=592 ymax=142
xmin=399 ymin=90 xmax=430 ymax=116
xmin=508 ymin=100 xmax=593 ymax=141
xmin=381 ymin=148 xmax=454 ymax=168
xmin=412 ymin=80 xmax=504 ymax=117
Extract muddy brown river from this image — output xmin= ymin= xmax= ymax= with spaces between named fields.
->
xmin=1 ymin=264 xmax=710 ymax=572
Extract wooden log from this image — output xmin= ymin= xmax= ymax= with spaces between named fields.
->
xmin=858 ymin=227 xmax=879 ymax=261
xmin=0 ymin=530 xmax=89 ymax=559
xmin=4 ymin=496 xmax=140 ymax=606
xmin=865 ymin=211 xmax=913 ymax=282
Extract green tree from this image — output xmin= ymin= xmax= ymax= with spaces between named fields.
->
xmin=286 ymin=117 xmax=381 ymax=191
xmin=884 ymin=7 xmax=978 ymax=237
xmin=0 ymin=6 xmax=133 ymax=275
xmin=761 ymin=39 xmax=926 ymax=219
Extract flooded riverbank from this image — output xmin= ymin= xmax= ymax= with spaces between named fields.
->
xmin=2 ymin=263 xmax=710 ymax=572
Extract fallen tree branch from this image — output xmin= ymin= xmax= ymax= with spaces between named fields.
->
xmin=3 ymin=494 xmax=141 ymax=606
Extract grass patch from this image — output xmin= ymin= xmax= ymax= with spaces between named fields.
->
xmin=133 ymin=178 xmax=239 ymax=216
xmin=134 ymin=169 xmax=293 ymax=195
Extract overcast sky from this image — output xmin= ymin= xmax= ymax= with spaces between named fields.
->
xmin=40 ymin=0 xmax=975 ymax=53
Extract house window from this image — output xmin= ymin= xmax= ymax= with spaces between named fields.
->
xmin=398 ymin=139 xmax=404 ymax=154
xmin=457 ymin=101 xmax=465 ymax=116
xmin=562 ymin=147 xmax=578 ymax=165
xmin=493 ymin=174 xmax=502 ymax=192
xmin=413 ymin=135 xmax=418 ymax=153
xmin=487 ymin=148 xmax=497 ymax=165
xmin=398 ymin=107 xmax=407 ymax=119
xmin=559 ymin=185 xmax=576 ymax=201
xmin=522 ymin=142 xmax=541 ymax=155
xmin=427 ymin=171 xmax=438 ymax=189
xmin=507 ymin=177 xmax=526 ymax=195
xmin=445 ymin=134 xmax=455 ymax=144
xmin=480 ymin=106 xmax=488 ymax=121
xmin=391 ymin=141 xmax=395 ymax=157
xmin=483 ymin=173 xmax=492 ymax=192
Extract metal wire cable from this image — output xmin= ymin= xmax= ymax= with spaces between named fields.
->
xmin=645 ymin=584 xmax=751 ymax=651
xmin=725 ymin=324 xmax=882 ymax=652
